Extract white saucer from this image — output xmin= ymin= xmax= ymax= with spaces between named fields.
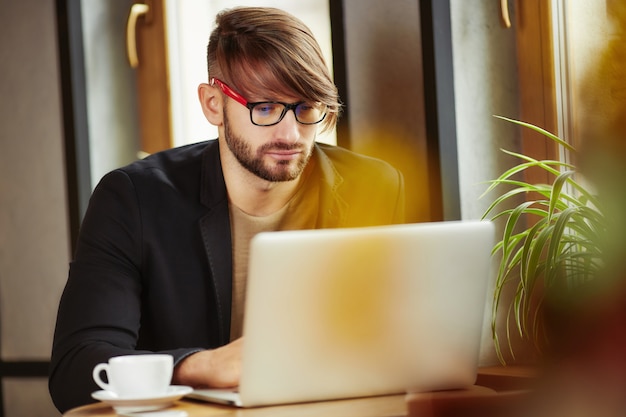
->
xmin=91 ymin=385 xmax=193 ymax=413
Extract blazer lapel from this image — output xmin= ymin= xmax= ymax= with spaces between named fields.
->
xmin=314 ymin=145 xmax=348 ymax=228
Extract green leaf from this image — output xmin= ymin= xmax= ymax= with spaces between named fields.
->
xmin=494 ymin=115 xmax=576 ymax=152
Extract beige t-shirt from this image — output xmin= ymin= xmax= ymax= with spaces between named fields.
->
xmin=228 ymin=166 xmax=319 ymax=340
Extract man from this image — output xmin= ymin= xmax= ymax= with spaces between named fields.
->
xmin=49 ymin=7 xmax=405 ymax=412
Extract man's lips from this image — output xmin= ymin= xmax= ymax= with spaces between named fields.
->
xmin=265 ymin=148 xmax=302 ymax=160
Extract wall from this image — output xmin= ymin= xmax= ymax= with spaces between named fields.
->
xmin=343 ymin=0 xmax=431 ymax=223
xmin=451 ymin=0 xmax=520 ymax=220
xmin=0 ymin=1 xmax=69 ymax=416
xmin=450 ymin=1 xmax=521 ymax=364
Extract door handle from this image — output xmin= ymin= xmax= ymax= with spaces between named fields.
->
xmin=500 ymin=0 xmax=512 ymax=28
xmin=126 ymin=3 xmax=150 ymax=68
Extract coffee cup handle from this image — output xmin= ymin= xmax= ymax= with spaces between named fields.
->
xmin=92 ymin=363 xmax=111 ymax=391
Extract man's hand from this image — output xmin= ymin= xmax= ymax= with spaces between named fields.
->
xmin=172 ymin=338 xmax=243 ymax=388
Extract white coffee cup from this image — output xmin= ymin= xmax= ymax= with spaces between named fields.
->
xmin=92 ymin=354 xmax=173 ymax=398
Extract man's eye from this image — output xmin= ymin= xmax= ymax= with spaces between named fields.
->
xmin=298 ymin=103 xmax=314 ymax=111
xmin=255 ymin=103 xmax=280 ymax=114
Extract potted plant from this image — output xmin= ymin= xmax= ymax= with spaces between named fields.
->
xmin=481 ymin=116 xmax=607 ymax=363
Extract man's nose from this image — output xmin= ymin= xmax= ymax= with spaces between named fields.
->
xmin=274 ymin=109 xmax=301 ymax=143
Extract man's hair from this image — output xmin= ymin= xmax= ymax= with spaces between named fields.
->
xmin=207 ymin=7 xmax=340 ymax=132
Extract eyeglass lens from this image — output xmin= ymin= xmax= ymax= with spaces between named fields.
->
xmin=251 ymin=102 xmax=326 ymax=126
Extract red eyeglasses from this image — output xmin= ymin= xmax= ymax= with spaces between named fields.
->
xmin=210 ymin=78 xmax=327 ymax=127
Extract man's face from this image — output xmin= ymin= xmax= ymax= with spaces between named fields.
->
xmin=222 ymin=98 xmax=317 ymax=182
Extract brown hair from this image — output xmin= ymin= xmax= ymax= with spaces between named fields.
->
xmin=207 ymin=7 xmax=340 ymax=132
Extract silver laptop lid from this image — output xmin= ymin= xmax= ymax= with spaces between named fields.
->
xmin=237 ymin=220 xmax=495 ymax=407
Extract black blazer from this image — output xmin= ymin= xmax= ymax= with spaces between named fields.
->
xmin=49 ymin=140 xmax=405 ymax=412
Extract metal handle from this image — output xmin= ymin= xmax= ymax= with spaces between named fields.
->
xmin=500 ymin=0 xmax=511 ymax=28
xmin=126 ymin=3 xmax=150 ymax=68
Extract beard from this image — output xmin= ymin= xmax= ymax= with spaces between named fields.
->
xmin=223 ymin=111 xmax=314 ymax=182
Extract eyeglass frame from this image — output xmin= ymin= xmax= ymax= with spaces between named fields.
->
xmin=210 ymin=77 xmax=327 ymax=127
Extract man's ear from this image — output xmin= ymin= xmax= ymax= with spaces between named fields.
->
xmin=198 ymin=83 xmax=223 ymax=126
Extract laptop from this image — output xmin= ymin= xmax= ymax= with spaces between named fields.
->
xmin=187 ymin=220 xmax=495 ymax=407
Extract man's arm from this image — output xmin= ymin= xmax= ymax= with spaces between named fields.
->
xmin=173 ymin=338 xmax=243 ymax=388
xmin=48 ymin=170 xmax=202 ymax=412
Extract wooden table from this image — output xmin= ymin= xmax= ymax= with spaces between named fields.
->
xmin=63 ymin=394 xmax=408 ymax=417
xmin=64 ymin=366 xmax=536 ymax=417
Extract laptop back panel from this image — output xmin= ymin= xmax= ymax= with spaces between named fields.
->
xmin=236 ymin=220 xmax=495 ymax=407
